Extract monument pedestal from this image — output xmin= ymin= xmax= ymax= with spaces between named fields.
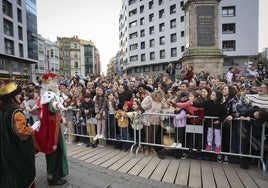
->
xmin=181 ymin=0 xmax=224 ymax=78
xmin=180 ymin=48 xmax=224 ymax=78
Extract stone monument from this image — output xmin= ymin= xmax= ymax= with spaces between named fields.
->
xmin=180 ymin=0 xmax=224 ymax=78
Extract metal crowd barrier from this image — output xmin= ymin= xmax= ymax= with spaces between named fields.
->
xmin=64 ymin=111 xmax=267 ymax=178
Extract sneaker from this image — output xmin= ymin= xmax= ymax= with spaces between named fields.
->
xmin=157 ymin=150 xmax=166 ymax=159
xmin=98 ymin=134 xmax=104 ymax=139
xmin=150 ymin=147 xmax=157 ymax=155
xmin=144 ymin=148 xmax=150 ymax=157
xmin=176 ymin=143 xmax=182 ymax=148
xmin=93 ymin=134 xmax=100 ymax=141
xmin=223 ymin=155 xmax=229 ymax=164
xmin=169 ymin=143 xmax=177 ymax=147
xmin=217 ymin=154 xmax=222 ymax=163
xmin=215 ymin=146 xmax=221 ymax=153
xmin=91 ymin=143 xmax=97 ymax=148
xmin=77 ymin=142 xmax=84 ymax=146
xmin=181 ymin=152 xmax=188 ymax=160
xmin=205 ymin=145 xmax=212 ymax=151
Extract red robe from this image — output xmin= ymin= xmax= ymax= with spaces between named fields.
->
xmin=35 ymin=104 xmax=61 ymax=154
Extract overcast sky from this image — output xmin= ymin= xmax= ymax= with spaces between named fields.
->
xmin=37 ymin=0 xmax=268 ymax=73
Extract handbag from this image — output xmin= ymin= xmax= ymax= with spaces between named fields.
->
xmin=163 ymin=135 xmax=175 ymax=146
xmin=86 ymin=118 xmax=97 ymax=124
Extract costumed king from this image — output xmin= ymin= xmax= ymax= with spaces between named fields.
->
xmin=34 ymin=73 xmax=69 ymax=186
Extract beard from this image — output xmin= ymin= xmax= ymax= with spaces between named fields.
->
xmin=41 ymin=81 xmax=60 ymax=97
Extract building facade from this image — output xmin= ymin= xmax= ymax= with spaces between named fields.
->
xmin=32 ymin=34 xmax=59 ymax=83
xmin=0 ymin=0 xmax=38 ymax=83
xmin=57 ymin=36 xmax=100 ymax=79
xmin=119 ymin=0 xmax=259 ymax=77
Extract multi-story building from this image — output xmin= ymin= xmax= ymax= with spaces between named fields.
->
xmin=107 ymin=56 xmax=117 ymax=81
xmin=33 ymin=34 xmax=59 ymax=82
xmin=0 ymin=0 xmax=38 ymax=83
xmin=262 ymin=48 xmax=268 ymax=61
xmin=119 ymin=0 xmax=259 ymax=77
xmin=57 ymin=36 xmax=100 ymax=79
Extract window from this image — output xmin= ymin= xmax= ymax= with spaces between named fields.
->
xmin=17 ymin=8 xmax=22 ymax=23
xmin=181 ymin=31 xmax=185 ymax=37
xmin=140 ymin=5 xmax=144 ymax=13
xmin=74 ymin=43 xmax=78 ymax=49
xmin=135 ymin=67 xmax=141 ymax=73
xmin=159 ymin=9 xmax=164 ymax=18
xmin=3 ymin=0 xmax=13 ymax=17
xmin=130 ymin=55 xmax=138 ymax=62
xmin=140 ymin=29 xmax=145 ymax=37
xmin=74 ymin=62 xmax=79 ymax=68
xmin=149 ymin=39 xmax=155 ymax=47
xmin=160 ymin=50 xmax=165 ymax=59
xmin=149 ymin=1 xmax=154 ymax=9
xmin=11 ymin=61 xmax=19 ymax=71
xmin=17 ymin=0 xmax=22 ymax=6
xmin=149 ymin=13 xmax=154 ymax=22
xmin=19 ymin=43 xmax=23 ymax=57
xmin=159 ymin=23 xmax=165 ymax=32
xmin=140 ymin=17 xmax=145 ymax=25
xmin=5 ymin=38 xmax=14 ymax=55
xmin=171 ymin=48 xmax=177 ymax=57
xmin=180 ymin=16 xmax=184 ymax=22
xmin=222 ymin=23 xmax=236 ymax=34
xmin=129 ymin=20 xmax=137 ymax=28
xmin=130 ymin=43 xmax=138 ymax=50
xmin=170 ymin=19 xmax=176 ymax=29
xmin=129 ymin=0 xmax=137 ymax=6
xmin=181 ymin=46 xmax=185 ymax=52
xmin=0 ymin=59 xmax=6 ymax=69
xmin=159 ymin=0 xmax=163 ymax=5
xmin=51 ymin=49 xmax=54 ymax=57
xmin=222 ymin=6 xmax=235 ymax=17
xmin=159 ymin=36 xmax=165 ymax=45
xmin=170 ymin=4 xmax=176 ymax=14
xmin=141 ymin=41 xmax=145 ymax=49
xmin=153 ymin=65 xmax=160 ymax=71
xmin=150 ymin=52 xmax=155 ymax=60
xmin=180 ymin=1 xmax=184 ymax=7
xmin=143 ymin=66 xmax=149 ymax=72
xmin=141 ymin=54 xmax=145 ymax=62
xmin=18 ymin=26 xmax=23 ymax=40
xmin=149 ymin=26 xmax=154 ymax=35
xmin=3 ymin=19 xmax=13 ymax=36
xmin=170 ymin=33 xmax=177 ymax=43
xmin=130 ymin=32 xmax=138 ymax=39
xmin=222 ymin=40 xmax=236 ymax=51
xmin=129 ymin=9 xmax=137 ymax=17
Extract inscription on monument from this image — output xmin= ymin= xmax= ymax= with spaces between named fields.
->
xmin=196 ymin=6 xmax=215 ymax=46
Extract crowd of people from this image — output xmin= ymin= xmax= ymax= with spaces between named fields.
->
xmin=1 ymin=62 xmax=268 ymax=186
xmin=57 ymin=62 xmax=267 ymax=168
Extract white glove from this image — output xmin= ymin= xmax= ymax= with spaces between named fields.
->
xmin=31 ymin=121 xmax=41 ymax=131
